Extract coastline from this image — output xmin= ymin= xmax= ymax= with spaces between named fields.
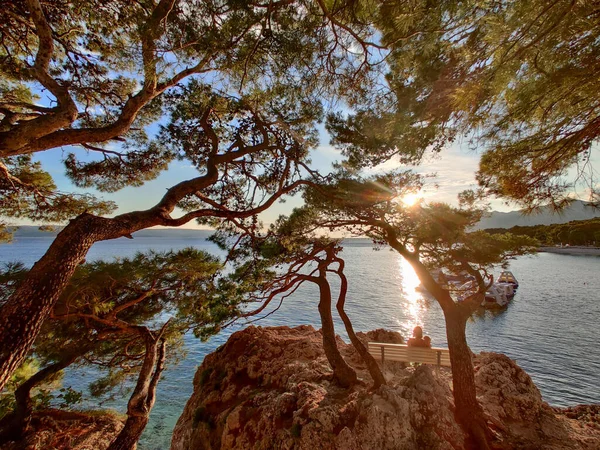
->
xmin=538 ymin=246 xmax=600 ymax=256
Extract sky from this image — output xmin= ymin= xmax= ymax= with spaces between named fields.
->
xmin=24 ymin=125 xmax=506 ymax=230
xmin=23 ymin=119 xmax=600 ymax=230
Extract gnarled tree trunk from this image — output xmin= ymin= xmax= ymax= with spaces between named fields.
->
xmin=385 ymin=230 xmax=492 ymax=449
xmin=332 ymin=256 xmax=385 ymax=389
xmin=443 ymin=305 xmax=491 ymax=450
xmin=0 ymin=165 xmax=219 ymax=391
xmin=108 ymin=332 xmax=166 ymax=450
xmin=315 ymin=271 xmax=357 ymax=388
xmin=0 ymin=214 xmax=113 ymax=392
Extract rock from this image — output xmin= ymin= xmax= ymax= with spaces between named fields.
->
xmin=474 ymin=352 xmax=600 ymax=449
xmin=171 ymin=325 xmax=462 ymax=450
xmin=0 ymin=409 xmax=124 ymax=450
xmin=356 ymin=329 xmax=404 ymax=345
xmin=171 ymin=326 xmax=600 ymax=450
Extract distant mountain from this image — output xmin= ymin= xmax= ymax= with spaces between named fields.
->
xmin=475 ymin=200 xmax=600 ymax=230
xmin=11 ymin=226 xmax=214 ymax=239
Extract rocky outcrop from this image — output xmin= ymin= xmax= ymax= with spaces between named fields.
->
xmin=171 ymin=326 xmax=600 ymax=450
xmin=356 ymin=328 xmax=404 ymax=345
xmin=0 ymin=409 xmax=124 ymax=450
xmin=473 ymin=352 xmax=600 ymax=449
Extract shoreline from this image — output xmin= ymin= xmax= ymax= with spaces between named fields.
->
xmin=538 ymin=246 xmax=600 ymax=256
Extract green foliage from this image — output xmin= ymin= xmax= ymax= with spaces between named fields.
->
xmin=297 ymin=170 xmax=537 ymax=287
xmin=0 ymin=248 xmax=248 ymax=406
xmin=88 ymin=370 xmax=131 ymax=400
xmin=485 ymin=218 xmax=600 ymax=247
xmin=64 ymin=143 xmax=175 ymax=193
xmin=0 ymin=359 xmax=38 ymax=419
xmin=334 ymin=0 xmax=600 ymax=207
xmin=0 ymin=0 xmax=378 ymax=224
xmin=0 ymin=224 xmax=15 ymax=243
xmin=0 ymin=156 xmax=116 ymax=224
xmin=0 ymin=358 xmax=79 ymax=419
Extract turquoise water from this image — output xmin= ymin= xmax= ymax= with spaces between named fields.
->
xmin=1 ymin=235 xmax=599 ymax=449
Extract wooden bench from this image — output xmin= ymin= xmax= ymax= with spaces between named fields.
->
xmin=368 ymin=342 xmax=451 ymax=368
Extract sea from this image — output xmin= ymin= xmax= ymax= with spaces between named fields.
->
xmin=1 ymin=233 xmax=599 ymax=449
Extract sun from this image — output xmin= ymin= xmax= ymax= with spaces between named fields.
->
xmin=401 ymin=193 xmax=422 ymax=207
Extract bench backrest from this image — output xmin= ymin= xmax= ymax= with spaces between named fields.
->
xmin=368 ymin=342 xmax=451 ymax=367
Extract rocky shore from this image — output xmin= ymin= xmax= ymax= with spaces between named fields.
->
xmin=171 ymin=325 xmax=600 ymax=450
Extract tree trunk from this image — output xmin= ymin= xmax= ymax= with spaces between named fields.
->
xmin=333 ymin=259 xmax=385 ymax=389
xmin=0 ymin=349 xmax=85 ymax=444
xmin=0 ymin=161 xmax=229 ymax=391
xmin=385 ymin=233 xmax=492 ymax=448
xmin=0 ymin=214 xmax=113 ymax=391
xmin=315 ymin=274 xmax=357 ymax=388
xmin=444 ymin=306 xmax=491 ymax=450
xmin=108 ymin=416 xmax=150 ymax=450
xmin=107 ymin=333 xmax=166 ymax=450
xmin=0 ymin=207 xmax=167 ymax=391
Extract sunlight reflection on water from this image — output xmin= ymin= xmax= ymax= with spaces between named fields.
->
xmin=397 ymin=255 xmax=427 ymax=333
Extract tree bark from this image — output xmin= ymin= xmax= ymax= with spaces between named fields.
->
xmin=0 ymin=214 xmax=115 ymax=392
xmin=0 ymin=212 xmax=149 ymax=391
xmin=332 ymin=257 xmax=385 ymax=389
xmin=443 ymin=305 xmax=491 ymax=450
xmin=315 ymin=273 xmax=357 ymax=388
xmin=108 ymin=333 xmax=166 ymax=450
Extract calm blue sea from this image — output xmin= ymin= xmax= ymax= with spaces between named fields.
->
xmin=1 ymin=234 xmax=599 ymax=449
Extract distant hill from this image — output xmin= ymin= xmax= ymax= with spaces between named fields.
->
xmin=11 ymin=226 xmax=214 ymax=239
xmin=475 ymin=200 xmax=600 ymax=229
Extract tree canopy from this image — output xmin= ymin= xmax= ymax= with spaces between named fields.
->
xmin=0 ymin=0 xmax=381 ymax=229
xmin=329 ymin=0 xmax=600 ymax=209
xmin=0 ymin=1 xmax=597 ymax=448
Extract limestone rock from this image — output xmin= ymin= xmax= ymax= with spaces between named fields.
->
xmin=356 ymin=328 xmax=404 ymax=345
xmin=171 ymin=326 xmax=600 ymax=450
xmin=475 ymin=352 xmax=600 ymax=449
xmin=171 ymin=325 xmax=462 ymax=450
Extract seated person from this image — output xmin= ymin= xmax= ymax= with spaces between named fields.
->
xmin=407 ymin=326 xmax=428 ymax=347
xmin=423 ymin=335 xmax=432 ymax=348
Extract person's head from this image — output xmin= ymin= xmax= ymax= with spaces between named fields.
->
xmin=424 ymin=336 xmax=431 ymax=346
xmin=412 ymin=326 xmax=423 ymax=339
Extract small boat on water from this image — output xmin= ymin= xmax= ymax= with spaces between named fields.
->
xmin=497 ymin=271 xmax=519 ymax=289
xmin=482 ymin=271 xmax=518 ymax=309
xmin=482 ymin=283 xmax=512 ymax=309
xmin=418 ymin=269 xmax=520 ymax=309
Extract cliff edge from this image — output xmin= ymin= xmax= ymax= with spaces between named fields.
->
xmin=171 ymin=325 xmax=600 ymax=450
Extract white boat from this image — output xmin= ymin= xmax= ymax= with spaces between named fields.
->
xmin=454 ymin=274 xmax=518 ymax=309
xmin=497 ymin=271 xmax=519 ymax=288
xmin=483 ymin=284 xmax=510 ymax=309
xmin=417 ymin=269 xmax=519 ymax=309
